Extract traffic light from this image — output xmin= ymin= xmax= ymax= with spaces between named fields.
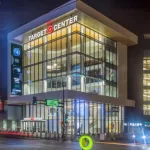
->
xmin=32 ymin=96 xmax=37 ymax=105
xmin=65 ymin=114 xmax=69 ymax=124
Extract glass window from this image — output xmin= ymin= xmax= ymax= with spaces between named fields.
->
xmin=24 ymin=83 xmax=30 ymax=95
xmin=86 ymin=38 xmax=90 ymax=56
xmin=35 ymin=81 xmax=38 ymax=93
xmin=43 ymin=44 xmax=47 ymax=61
xmin=86 ymin=28 xmax=90 ymax=37
xmin=72 ymin=24 xmax=76 ymax=32
xmin=95 ymin=32 xmax=99 ymax=41
xmin=31 ymin=66 xmax=34 ymax=81
xmin=62 ymin=37 xmax=67 ymax=56
xmin=35 ymin=39 xmax=38 ymax=47
xmin=35 ymin=65 xmax=38 ymax=81
xmin=24 ymin=67 xmax=30 ymax=83
xmin=89 ymin=102 xmax=93 ymax=134
xmin=35 ymin=48 xmax=38 ymax=63
xmin=95 ymin=42 xmax=99 ymax=58
xmin=39 ymin=80 xmax=43 ymax=93
xmin=24 ymin=43 xmax=28 ymax=51
xmin=47 ymin=43 xmax=51 ymax=60
xmin=77 ymin=24 xmax=80 ymax=32
xmin=77 ymin=34 xmax=81 ymax=53
xmin=30 ymin=41 xmax=34 ymax=49
xmin=30 ymin=49 xmax=34 ymax=65
xmin=106 ymin=49 xmax=110 ymax=63
xmin=31 ymin=82 xmax=34 ymax=94
xmin=62 ymin=28 xmax=66 ymax=36
xmin=90 ymin=30 xmax=94 ymax=39
xmin=72 ymin=34 xmax=77 ymax=52
xmin=39 ymin=64 xmax=42 ymax=80
xmin=47 ymin=34 xmax=51 ymax=42
xmin=24 ymin=51 xmax=30 ymax=66
xmin=57 ymin=30 xmax=61 ymax=38
xmin=57 ymin=39 xmax=61 ymax=57
xmin=62 ymin=57 xmax=66 ymax=75
xmin=43 ymin=62 xmax=47 ymax=79
xmin=91 ymin=40 xmax=95 ymax=57
xmin=52 ymin=41 xmax=56 ymax=58
xmin=39 ymin=47 xmax=42 ymax=62
xmin=43 ymin=35 xmax=47 ymax=43
xmin=22 ymin=23 xmax=117 ymax=98
xmin=143 ymin=56 xmax=150 ymax=114
xmin=39 ymin=38 xmax=43 ymax=45
xmin=52 ymin=31 xmax=56 ymax=40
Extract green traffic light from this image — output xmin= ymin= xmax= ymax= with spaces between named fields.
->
xmin=33 ymin=96 xmax=37 ymax=105
xmin=65 ymin=114 xmax=68 ymax=123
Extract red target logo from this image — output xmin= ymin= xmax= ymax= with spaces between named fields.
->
xmin=47 ymin=25 xmax=54 ymax=34
xmin=31 ymin=117 xmax=34 ymax=121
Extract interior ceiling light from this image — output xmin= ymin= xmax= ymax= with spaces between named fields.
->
xmin=47 ymin=65 xmax=52 ymax=69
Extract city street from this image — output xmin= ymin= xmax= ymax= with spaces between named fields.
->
xmin=0 ymin=137 xmax=148 ymax=150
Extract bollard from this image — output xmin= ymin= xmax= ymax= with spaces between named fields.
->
xmin=54 ymin=131 xmax=56 ymax=138
xmin=49 ymin=131 xmax=51 ymax=139
xmin=25 ymin=131 xmax=28 ymax=137
xmin=36 ymin=131 xmax=38 ymax=138
xmin=31 ymin=131 xmax=34 ymax=137
xmin=27 ymin=131 xmax=29 ymax=137
xmin=45 ymin=132 xmax=47 ymax=139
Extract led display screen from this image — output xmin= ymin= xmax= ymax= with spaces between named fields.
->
xmin=11 ymin=43 xmax=22 ymax=95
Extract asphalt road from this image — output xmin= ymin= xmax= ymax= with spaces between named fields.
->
xmin=0 ymin=137 xmax=148 ymax=150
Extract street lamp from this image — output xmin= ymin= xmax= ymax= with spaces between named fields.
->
xmin=132 ymin=134 xmax=136 ymax=144
xmin=142 ymin=135 xmax=146 ymax=139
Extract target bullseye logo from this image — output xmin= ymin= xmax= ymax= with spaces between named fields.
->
xmin=47 ymin=25 xmax=54 ymax=34
xmin=31 ymin=117 xmax=34 ymax=121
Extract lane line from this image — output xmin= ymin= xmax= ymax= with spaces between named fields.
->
xmin=95 ymin=141 xmax=144 ymax=147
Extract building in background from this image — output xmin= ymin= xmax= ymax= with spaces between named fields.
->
xmin=6 ymin=0 xmax=137 ymax=137
xmin=143 ymin=49 xmax=150 ymax=116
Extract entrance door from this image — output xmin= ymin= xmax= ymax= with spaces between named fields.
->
xmin=21 ymin=120 xmax=46 ymax=138
xmin=22 ymin=121 xmax=29 ymax=132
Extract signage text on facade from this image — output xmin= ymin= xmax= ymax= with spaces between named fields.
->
xmin=24 ymin=117 xmax=42 ymax=121
xmin=28 ymin=15 xmax=78 ymax=41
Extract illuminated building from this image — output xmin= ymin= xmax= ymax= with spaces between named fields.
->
xmin=7 ymin=0 xmax=138 ymax=137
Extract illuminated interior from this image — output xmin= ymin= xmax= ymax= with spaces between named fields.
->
xmin=143 ymin=57 xmax=150 ymax=115
xmin=23 ymin=22 xmax=117 ymax=97
xmin=10 ymin=12 xmax=125 ymax=135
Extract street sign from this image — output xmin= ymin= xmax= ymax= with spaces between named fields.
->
xmin=45 ymin=99 xmax=58 ymax=107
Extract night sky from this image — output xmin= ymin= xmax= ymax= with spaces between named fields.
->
xmin=0 ymin=0 xmax=149 ymax=99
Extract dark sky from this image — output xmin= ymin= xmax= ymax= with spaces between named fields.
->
xmin=0 ymin=0 xmax=149 ymax=37
xmin=0 ymin=0 xmax=149 ymax=98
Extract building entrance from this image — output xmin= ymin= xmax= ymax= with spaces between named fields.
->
xmin=21 ymin=118 xmax=47 ymax=133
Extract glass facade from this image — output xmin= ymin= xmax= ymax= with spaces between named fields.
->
xmin=15 ymin=19 xmax=123 ymax=136
xmin=23 ymin=22 xmax=117 ymax=97
xmin=22 ymin=101 xmax=124 ymax=136
xmin=143 ymin=51 xmax=150 ymax=115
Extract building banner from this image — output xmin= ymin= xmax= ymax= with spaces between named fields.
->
xmin=11 ymin=43 xmax=22 ymax=95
